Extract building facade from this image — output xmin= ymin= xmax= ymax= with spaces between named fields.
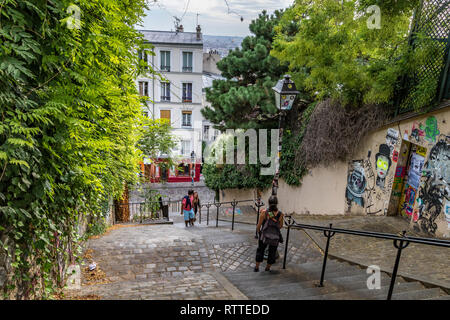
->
xmin=138 ymin=28 xmax=204 ymax=182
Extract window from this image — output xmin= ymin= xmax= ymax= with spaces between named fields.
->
xmin=203 ymin=125 xmax=209 ymax=140
xmin=182 ymin=111 xmax=192 ymax=127
xmin=160 ymin=51 xmax=170 ymax=72
xmin=181 ymin=141 xmax=191 ymax=156
xmin=138 ymin=50 xmax=148 ymax=70
xmin=160 ymin=82 xmax=170 ymax=101
xmin=182 ymin=83 xmax=192 ymax=102
xmin=160 ymin=110 xmax=171 ymax=122
xmin=182 ymin=52 xmax=193 ymax=72
xmin=139 ymin=81 xmax=149 ymax=96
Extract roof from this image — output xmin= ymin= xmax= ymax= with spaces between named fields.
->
xmin=202 ymin=72 xmax=226 ymax=89
xmin=139 ymin=30 xmax=203 ymax=46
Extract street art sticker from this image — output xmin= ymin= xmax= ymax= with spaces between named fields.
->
xmin=375 ymin=144 xmax=392 ymax=190
xmin=393 ymin=150 xmax=399 ymax=162
xmin=385 ymin=128 xmax=400 ymax=157
xmin=224 ymin=207 xmax=242 ymax=216
xmin=445 ymin=201 xmax=450 ymax=229
xmin=416 ymin=136 xmax=450 ymax=235
xmin=346 ymin=161 xmax=367 ymax=208
xmin=410 ymin=121 xmax=425 ymax=143
xmin=424 ymin=116 xmax=440 ymax=144
xmin=416 ymin=146 xmax=427 ymax=157
xmin=407 ymin=153 xmax=425 ymax=190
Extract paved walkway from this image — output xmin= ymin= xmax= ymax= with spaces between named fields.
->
xmin=218 ymin=211 xmax=450 ymax=290
xmin=65 ymin=213 xmax=322 ymax=300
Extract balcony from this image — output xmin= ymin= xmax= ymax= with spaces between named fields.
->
xmin=161 ymin=96 xmax=171 ymax=102
xmin=160 ymin=65 xmax=170 ymax=72
xmin=182 ymin=66 xmax=193 ymax=73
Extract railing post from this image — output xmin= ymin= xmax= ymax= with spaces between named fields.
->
xmin=206 ymin=203 xmax=211 ymax=226
xmin=231 ymin=199 xmax=237 ymax=231
xmin=282 ymin=215 xmax=293 ymax=270
xmin=387 ymin=231 xmax=410 ymax=300
xmin=214 ymin=202 xmax=222 ymax=228
xmin=319 ymin=224 xmax=335 ymax=287
xmin=199 ymin=205 xmax=202 ymax=224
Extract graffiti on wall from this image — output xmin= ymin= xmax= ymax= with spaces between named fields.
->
xmin=386 ymin=128 xmax=400 ymax=157
xmin=409 ymin=116 xmax=441 ymax=145
xmin=346 ymin=161 xmax=367 ymax=208
xmin=375 ymin=144 xmax=392 ymax=189
xmin=424 ymin=116 xmax=440 ymax=144
xmin=415 ymin=136 xmax=450 ymax=235
xmin=445 ymin=200 xmax=450 ymax=229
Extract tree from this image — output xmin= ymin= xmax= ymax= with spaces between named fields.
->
xmin=201 ymin=10 xmax=290 ymax=130
xmin=200 ymin=10 xmax=292 ymax=191
xmin=0 ymin=0 xmax=152 ymax=298
xmin=138 ymin=119 xmax=178 ymax=160
xmin=271 ymin=0 xmax=437 ymax=110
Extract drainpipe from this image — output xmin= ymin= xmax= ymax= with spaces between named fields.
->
xmin=152 ymin=48 xmax=155 ymax=120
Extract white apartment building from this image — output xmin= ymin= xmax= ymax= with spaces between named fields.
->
xmin=138 ymin=27 xmax=204 ymax=163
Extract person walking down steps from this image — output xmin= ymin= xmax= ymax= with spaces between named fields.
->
xmin=181 ymin=190 xmax=195 ymax=227
xmin=255 ymin=195 xmax=284 ymax=272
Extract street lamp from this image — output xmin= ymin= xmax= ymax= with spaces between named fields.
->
xmin=271 ymin=75 xmax=299 ymax=196
xmin=272 ymin=75 xmax=299 ymax=112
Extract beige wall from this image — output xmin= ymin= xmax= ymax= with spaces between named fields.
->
xmin=219 ymin=106 xmax=450 ymax=238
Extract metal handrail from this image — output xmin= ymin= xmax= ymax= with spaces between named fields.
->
xmin=282 ymin=215 xmax=450 ymax=300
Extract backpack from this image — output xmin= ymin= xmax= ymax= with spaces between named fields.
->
xmin=260 ymin=211 xmax=282 ymax=246
xmin=182 ymin=195 xmax=192 ymax=211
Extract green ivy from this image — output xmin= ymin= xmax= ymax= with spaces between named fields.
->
xmin=0 ymin=0 xmax=152 ymax=299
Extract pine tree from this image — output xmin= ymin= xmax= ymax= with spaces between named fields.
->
xmin=201 ymin=10 xmax=289 ymax=129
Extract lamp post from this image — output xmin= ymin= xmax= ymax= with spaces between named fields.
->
xmin=271 ymin=75 xmax=299 ymax=196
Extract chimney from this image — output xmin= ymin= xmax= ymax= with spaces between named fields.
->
xmin=177 ymin=24 xmax=184 ymax=32
xmin=196 ymin=25 xmax=202 ymax=40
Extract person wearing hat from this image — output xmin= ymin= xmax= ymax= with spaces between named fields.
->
xmin=375 ymin=144 xmax=392 ymax=189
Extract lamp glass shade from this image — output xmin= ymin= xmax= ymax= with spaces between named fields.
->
xmin=272 ymin=75 xmax=299 ymax=111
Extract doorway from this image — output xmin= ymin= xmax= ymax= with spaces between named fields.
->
xmin=389 ymin=140 xmax=427 ymax=221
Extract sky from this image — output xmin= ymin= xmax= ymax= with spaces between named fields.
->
xmin=139 ymin=0 xmax=294 ymax=37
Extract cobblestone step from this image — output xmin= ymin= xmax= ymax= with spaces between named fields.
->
xmin=391 ymin=288 xmax=445 ymax=300
xmin=304 ymin=282 xmax=425 ymax=300
xmin=223 ymin=259 xmax=450 ymax=300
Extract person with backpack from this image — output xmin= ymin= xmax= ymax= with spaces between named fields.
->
xmin=254 ymin=195 xmax=284 ymax=272
xmin=193 ymin=191 xmax=200 ymax=223
xmin=181 ymin=190 xmax=195 ymax=227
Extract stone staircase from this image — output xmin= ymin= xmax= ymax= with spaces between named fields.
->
xmin=222 ymin=259 xmax=450 ymax=300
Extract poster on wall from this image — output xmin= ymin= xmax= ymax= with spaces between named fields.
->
xmin=386 ymin=128 xmax=400 ymax=157
xmin=407 ymin=153 xmax=424 ymax=190
xmin=346 ymin=160 xmax=367 ymax=208
xmin=445 ymin=201 xmax=450 ymax=230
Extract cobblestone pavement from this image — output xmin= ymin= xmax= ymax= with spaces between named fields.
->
xmin=219 ymin=211 xmax=450 ymax=289
xmin=67 ymin=213 xmax=322 ymax=300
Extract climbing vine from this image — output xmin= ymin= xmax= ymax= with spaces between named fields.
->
xmin=0 ymin=0 xmax=151 ymax=299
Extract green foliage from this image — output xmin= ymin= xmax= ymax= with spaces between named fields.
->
xmin=138 ymin=119 xmax=178 ymax=159
xmin=280 ymin=103 xmax=316 ymax=186
xmin=272 ymin=0 xmax=438 ymax=110
xmin=0 ymin=0 xmax=152 ymax=298
xmin=201 ymin=10 xmax=289 ymax=129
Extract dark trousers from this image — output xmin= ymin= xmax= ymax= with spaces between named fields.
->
xmin=256 ymin=240 xmax=278 ymax=265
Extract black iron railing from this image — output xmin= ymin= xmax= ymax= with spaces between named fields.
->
xmin=281 ymin=215 xmax=450 ymax=300
xmin=198 ymin=199 xmax=264 ymax=231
